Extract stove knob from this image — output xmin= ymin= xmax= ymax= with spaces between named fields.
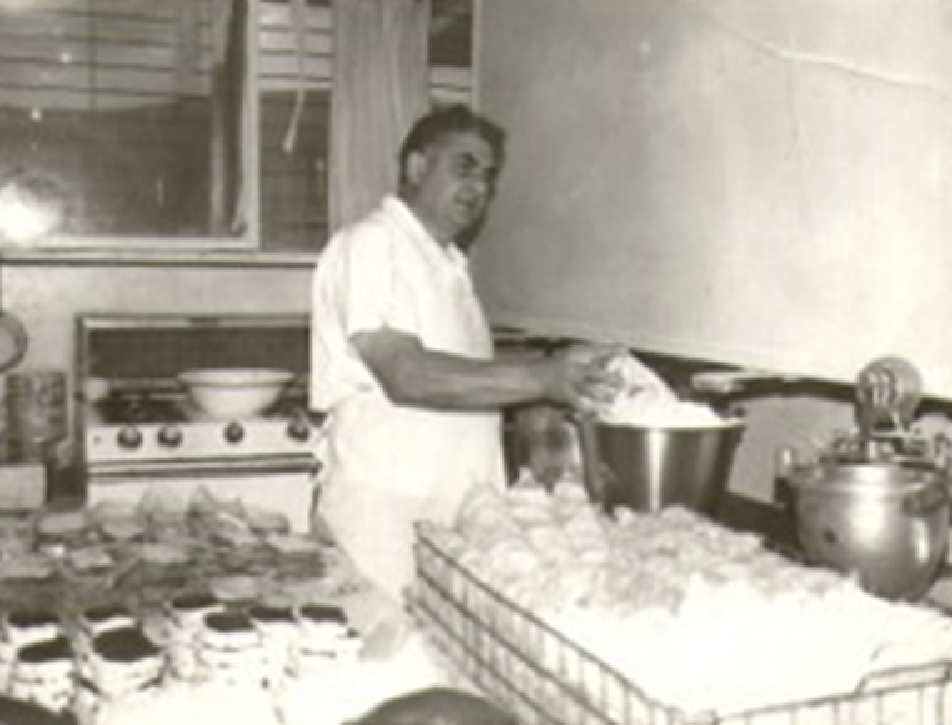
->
xmin=158 ymin=426 xmax=183 ymax=448
xmin=287 ymin=418 xmax=311 ymax=443
xmin=224 ymin=422 xmax=245 ymax=445
xmin=117 ymin=426 xmax=143 ymax=450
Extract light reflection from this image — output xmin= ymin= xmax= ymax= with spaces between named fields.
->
xmin=0 ymin=170 xmax=67 ymax=244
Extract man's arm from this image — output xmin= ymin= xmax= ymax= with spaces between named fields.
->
xmin=351 ymin=327 xmax=620 ymax=411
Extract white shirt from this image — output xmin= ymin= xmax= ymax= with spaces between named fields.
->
xmin=310 ymin=196 xmax=504 ymax=598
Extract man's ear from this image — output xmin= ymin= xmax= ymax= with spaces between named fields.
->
xmin=405 ymin=150 xmax=429 ymax=185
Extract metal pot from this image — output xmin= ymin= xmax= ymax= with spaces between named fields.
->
xmin=576 ymin=416 xmax=745 ymax=513
xmin=785 ymin=461 xmax=950 ymax=601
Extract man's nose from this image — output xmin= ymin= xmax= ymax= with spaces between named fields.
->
xmin=465 ymin=175 xmax=491 ymax=199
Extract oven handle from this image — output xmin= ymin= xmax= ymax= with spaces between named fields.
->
xmin=87 ymin=455 xmax=320 ymax=481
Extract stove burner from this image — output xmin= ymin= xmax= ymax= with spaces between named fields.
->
xmin=93 ymin=389 xmax=312 ymax=425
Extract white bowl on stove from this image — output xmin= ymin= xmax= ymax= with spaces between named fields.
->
xmin=177 ymin=368 xmax=294 ymax=420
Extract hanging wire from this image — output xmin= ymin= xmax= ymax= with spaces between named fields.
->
xmin=87 ymin=0 xmax=97 ymax=113
xmin=282 ymin=0 xmax=309 ymax=153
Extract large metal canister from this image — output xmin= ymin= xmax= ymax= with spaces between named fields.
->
xmin=786 ymin=460 xmax=950 ymax=601
xmin=4 ymin=369 xmax=68 ymax=463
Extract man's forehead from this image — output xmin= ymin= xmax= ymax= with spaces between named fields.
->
xmin=430 ymin=131 xmax=496 ymax=163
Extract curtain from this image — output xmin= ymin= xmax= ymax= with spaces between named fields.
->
xmin=329 ymin=0 xmax=431 ymax=231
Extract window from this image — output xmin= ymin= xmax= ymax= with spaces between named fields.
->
xmin=0 ymin=0 xmax=474 ymax=256
xmin=257 ymin=0 xmax=474 ymax=253
xmin=0 ymin=0 xmax=251 ymax=248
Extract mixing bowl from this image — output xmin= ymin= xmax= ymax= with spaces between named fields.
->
xmin=578 ymin=418 xmax=745 ymax=514
xmin=786 ymin=461 xmax=950 ymax=601
xmin=178 ymin=368 xmax=293 ymax=419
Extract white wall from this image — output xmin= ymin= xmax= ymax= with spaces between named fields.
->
xmin=476 ymin=0 xmax=952 ymax=502
xmin=475 ymin=0 xmax=952 ymax=399
xmin=1 ymin=264 xmax=312 ymax=371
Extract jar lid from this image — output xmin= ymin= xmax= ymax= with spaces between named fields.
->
xmin=93 ymin=626 xmax=160 ymax=663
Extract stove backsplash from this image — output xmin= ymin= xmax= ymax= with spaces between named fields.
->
xmin=78 ymin=313 xmax=309 ymax=385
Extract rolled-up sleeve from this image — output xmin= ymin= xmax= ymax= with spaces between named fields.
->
xmin=310 ymin=215 xmax=416 ymax=412
xmin=338 ymin=222 xmax=414 ymax=338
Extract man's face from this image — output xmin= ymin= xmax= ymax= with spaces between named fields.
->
xmin=405 ymin=130 xmax=500 ymax=245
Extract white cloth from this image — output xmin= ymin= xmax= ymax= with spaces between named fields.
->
xmin=310 ymin=196 xmax=505 ymax=600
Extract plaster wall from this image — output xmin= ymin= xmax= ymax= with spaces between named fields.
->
xmin=0 ymin=262 xmax=312 ymax=413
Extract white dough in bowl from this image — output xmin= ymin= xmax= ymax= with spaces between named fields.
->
xmin=597 ymin=353 xmax=727 ymax=428
xmin=601 ymin=398 xmax=728 ymax=428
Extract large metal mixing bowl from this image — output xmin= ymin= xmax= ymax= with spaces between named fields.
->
xmin=788 ymin=462 xmax=950 ymax=601
xmin=578 ymin=419 xmax=745 ymax=513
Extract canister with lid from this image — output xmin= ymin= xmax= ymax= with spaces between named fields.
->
xmin=4 ymin=369 xmax=67 ymax=463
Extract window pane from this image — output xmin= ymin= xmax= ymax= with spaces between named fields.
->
xmin=258 ymin=0 xmax=331 ymax=253
xmin=258 ymin=0 xmax=474 ymax=253
xmin=431 ymin=0 xmax=473 ymax=69
xmin=0 ymin=0 xmax=247 ymax=243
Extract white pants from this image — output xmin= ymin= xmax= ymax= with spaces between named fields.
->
xmin=315 ymin=481 xmax=429 ymax=604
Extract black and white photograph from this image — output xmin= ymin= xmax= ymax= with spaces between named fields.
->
xmin=0 ymin=1 xmax=951 ymax=723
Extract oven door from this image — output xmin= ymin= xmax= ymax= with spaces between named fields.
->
xmin=86 ymin=455 xmax=320 ymax=533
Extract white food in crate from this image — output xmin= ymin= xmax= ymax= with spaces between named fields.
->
xmin=432 ymin=481 xmax=952 ymax=721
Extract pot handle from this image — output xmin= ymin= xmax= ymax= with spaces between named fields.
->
xmin=902 ymin=485 xmax=950 ymax=518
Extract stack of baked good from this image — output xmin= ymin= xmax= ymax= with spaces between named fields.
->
xmin=6 ymin=634 xmax=73 ymax=713
xmin=73 ymin=625 xmax=164 ymax=722
xmin=73 ymin=604 xmax=137 ymax=683
xmin=162 ymin=593 xmax=223 ymax=681
xmin=2 ymin=609 xmax=61 ymax=650
xmin=196 ymin=611 xmax=267 ymax=688
xmin=0 ymin=553 xmax=57 ymax=588
xmin=246 ymin=603 xmax=296 ymax=690
xmin=288 ymin=603 xmax=362 ymax=682
xmin=35 ymin=510 xmax=91 ymax=558
xmin=0 ymin=608 xmax=63 ymax=693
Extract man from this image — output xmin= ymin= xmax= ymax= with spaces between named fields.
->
xmin=310 ymin=105 xmax=622 ymax=600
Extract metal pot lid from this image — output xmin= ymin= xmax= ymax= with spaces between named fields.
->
xmin=790 ymin=460 xmax=944 ymax=493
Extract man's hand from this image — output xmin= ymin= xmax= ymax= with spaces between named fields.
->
xmin=544 ymin=344 xmax=627 ymax=412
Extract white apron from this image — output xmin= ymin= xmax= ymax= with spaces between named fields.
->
xmin=310 ymin=198 xmax=505 ymax=602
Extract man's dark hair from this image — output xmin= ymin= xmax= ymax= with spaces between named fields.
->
xmin=398 ymin=104 xmax=507 ymax=181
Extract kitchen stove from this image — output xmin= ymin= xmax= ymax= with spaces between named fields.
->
xmin=76 ymin=313 xmax=324 ymax=532
xmin=84 ymin=384 xmax=321 ymax=467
